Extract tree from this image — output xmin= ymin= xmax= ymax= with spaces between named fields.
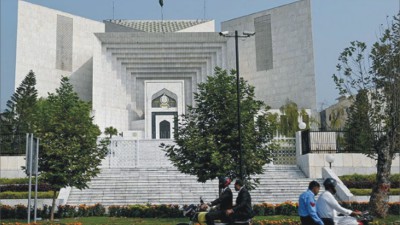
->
xmin=104 ymin=126 xmax=118 ymax=138
xmin=161 ymin=67 xmax=276 ymax=189
xmin=332 ymin=15 xmax=400 ymax=217
xmin=1 ymin=70 xmax=37 ymax=154
xmin=34 ymin=77 xmax=108 ymax=220
xmin=278 ymin=100 xmax=309 ymax=137
xmin=344 ymin=89 xmax=375 ymax=154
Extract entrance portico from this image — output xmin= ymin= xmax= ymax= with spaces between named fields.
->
xmin=145 ymin=80 xmax=184 ymax=139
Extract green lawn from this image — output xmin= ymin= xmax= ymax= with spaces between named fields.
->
xmin=1 ymin=215 xmax=400 ymax=225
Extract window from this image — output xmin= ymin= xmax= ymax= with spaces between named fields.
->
xmin=159 ymin=120 xmax=170 ymax=139
xmin=152 ymin=94 xmax=177 ymax=108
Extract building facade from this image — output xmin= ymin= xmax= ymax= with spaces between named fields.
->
xmin=15 ymin=0 xmax=316 ymax=139
xmin=319 ymin=96 xmax=352 ymax=131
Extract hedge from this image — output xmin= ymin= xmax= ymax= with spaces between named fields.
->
xmin=349 ymin=188 xmax=400 ymax=196
xmin=253 ymin=219 xmax=300 ymax=225
xmin=0 ymin=178 xmax=31 ymax=185
xmin=0 ymin=203 xmax=106 ymax=220
xmin=1 ymin=202 xmax=399 ymax=220
xmin=339 ymin=174 xmax=400 ymax=189
xmin=253 ymin=202 xmax=298 ymax=216
xmin=108 ymin=204 xmax=182 ymax=218
xmin=0 ymin=184 xmax=53 ymax=192
xmin=56 ymin=204 xmax=106 ymax=218
xmin=0 ymin=223 xmax=82 ymax=225
xmin=253 ymin=201 xmax=400 ymax=217
xmin=0 ymin=191 xmax=56 ymax=199
xmin=340 ymin=201 xmax=400 ymax=215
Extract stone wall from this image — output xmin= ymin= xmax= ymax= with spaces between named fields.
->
xmin=92 ymin=32 xmax=227 ymax=133
xmin=221 ymin=0 xmax=316 ymax=111
xmin=15 ymin=1 xmax=105 ymax=101
xmin=0 ymin=156 xmax=26 ymax=178
xmin=0 ymin=199 xmax=57 ymax=207
xmin=296 ymin=132 xmax=400 ymax=178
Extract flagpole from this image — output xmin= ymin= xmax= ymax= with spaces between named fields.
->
xmin=203 ymin=0 xmax=206 ymax=20
xmin=159 ymin=0 xmax=164 ymax=33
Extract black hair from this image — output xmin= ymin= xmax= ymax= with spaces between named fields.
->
xmin=235 ymin=179 xmax=244 ymax=186
xmin=308 ymin=180 xmax=320 ymax=190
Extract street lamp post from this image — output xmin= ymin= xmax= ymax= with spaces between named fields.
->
xmin=219 ymin=30 xmax=255 ymax=180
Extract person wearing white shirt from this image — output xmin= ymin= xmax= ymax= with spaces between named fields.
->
xmin=316 ymin=178 xmax=362 ymax=225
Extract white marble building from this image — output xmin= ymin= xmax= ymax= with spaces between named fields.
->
xmin=15 ymin=0 xmax=316 ymax=140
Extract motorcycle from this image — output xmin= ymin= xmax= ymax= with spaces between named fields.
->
xmin=176 ymin=197 xmax=252 ymax=225
xmin=335 ymin=211 xmax=373 ymax=225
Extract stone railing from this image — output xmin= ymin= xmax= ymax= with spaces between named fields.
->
xmin=101 ymin=139 xmax=174 ymax=168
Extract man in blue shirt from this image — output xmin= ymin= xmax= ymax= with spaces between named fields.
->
xmin=298 ymin=181 xmax=324 ymax=225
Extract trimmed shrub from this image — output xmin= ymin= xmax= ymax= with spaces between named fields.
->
xmin=0 ymin=201 xmax=398 ymax=220
xmin=77 ymin=204 xmax=89 ymax=217
xmin=0 ymin=191 xmax=56 ymax=199
xmin=0 ymin=178 xmax=30 ymax=185
xmin=15 ymin=204 xmax=27 ymax=219
xmin=253 ymin=204 xmax=266 ymax=216
xmin=388 ymin=202 xmax=400 ymax=215
xmin=349 ymin=188 xmax=400 ymax=195
xmin=275 ymin=201 xmax=298 ymax=216
xmin=253 ymin=219 xmax=300 ymax=225
xmin=340 ymin=173 xmax=400 ymax=188
xmin=1 ymin=204 xmax=16 ymax=219
xmin=0 ymin=183 xmax=53 ymax=192
xmin=107 ymin=204 xmax=181 ymax=218
xmin=342 ymin=180 xmax=375 ymax=189
xmin=90 ymin=203 xmax=106 ymax=216
xmin=57 ymin=204 xmax=77 ymax=218
xmin=339 ymin=201 xmax=369 ymax=212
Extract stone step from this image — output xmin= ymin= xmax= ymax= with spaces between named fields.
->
xmin=65 ymin=165 xmax=324 ymax=206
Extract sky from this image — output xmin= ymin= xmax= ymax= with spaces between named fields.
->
xmin=0 ymin=0 xmax=399 ymax=112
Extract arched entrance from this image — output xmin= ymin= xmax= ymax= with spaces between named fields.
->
xmin=159 ymin=120 xmax=171 ymax=139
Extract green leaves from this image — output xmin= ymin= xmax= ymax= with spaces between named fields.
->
xmin=2 ymin=74 xmax=107 ymax=220
xmin=104 ymin=126 xmax=118 ymax=138
xmin=1 ymin=71 xmax=38 ymax=155
xmin=332 ymin=14 xmax=400 ymax=218
xmin=161 ymin=67 xmax=275 ymax=188
xmin=1 ymin=70 xmax=38 ymax=135
xmin=34 ymin=76 xmax=108 ymax=191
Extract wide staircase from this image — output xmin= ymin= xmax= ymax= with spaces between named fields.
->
xmin=66 ymin=165 xmax=323 ymax=206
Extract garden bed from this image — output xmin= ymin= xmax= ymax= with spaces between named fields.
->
xmin=0 ymin=178 xmax=56 ymax=199
xmin=1 ymin=215 xmax=400 ymax=225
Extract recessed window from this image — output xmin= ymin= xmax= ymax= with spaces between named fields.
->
xmin=160 ymin=120 xmax=171 ymax=139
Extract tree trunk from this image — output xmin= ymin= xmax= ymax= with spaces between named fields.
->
xmin=369 ymin=144 xmax=392 ymax=218
xmin=50 ymin=190 xmax=57 ymax=221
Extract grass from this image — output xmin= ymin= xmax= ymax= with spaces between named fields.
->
xmin=1 ymin=215 xmax=400 ymax=225
xmin=350 ymin=188 xmax=400 ymax=196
